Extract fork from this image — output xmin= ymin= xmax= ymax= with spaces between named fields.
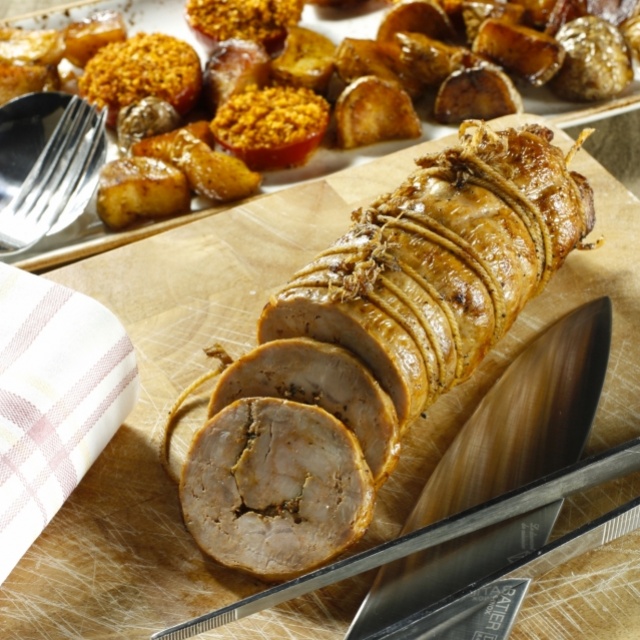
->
xmin=0 ymin=95 xmax=106 ymax=254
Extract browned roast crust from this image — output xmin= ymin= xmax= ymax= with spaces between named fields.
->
xmin=180 ymin=397 xmax=375 ymax=581
xmin=258 ymin=122 xmax=595 ymax=421
xmin=207 ymin=337 xmax=401 ymax=487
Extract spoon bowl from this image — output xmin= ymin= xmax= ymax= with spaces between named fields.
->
xmin=0 ymin=91 xmax=108 ymax=238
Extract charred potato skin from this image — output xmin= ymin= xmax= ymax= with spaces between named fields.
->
xmin=550 ymin=15 xmax=634 ymax=101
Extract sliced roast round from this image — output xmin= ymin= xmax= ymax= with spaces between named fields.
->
xmin=180 ymin=396 xmax=375 ymax=581
xmin=208 ymin=337 xmax=401 ymax=486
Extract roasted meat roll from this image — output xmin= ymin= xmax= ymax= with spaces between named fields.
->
xmin=180 ymin=121 xmax=595 ymax=579
xmin=258 ymin=122 xmax=595 ymax=424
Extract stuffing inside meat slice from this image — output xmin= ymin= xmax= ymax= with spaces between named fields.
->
xmin=180 ymin=397 xmax=375 ymax=581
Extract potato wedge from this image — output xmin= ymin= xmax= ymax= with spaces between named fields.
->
xmin=132 ymin=126 xmax=262 ymax=202
xmin=377 ymin=0 xmax=457 ymax=43
xmin=130 ymin=121 xmax=215 ymax=157
xmin=271 ymin=26 xmax=336 ymax=94
xmin=0 ymin=27 xmax=65 ymax=66
xmin=63 ymin=10 xmax=127 ymax=68
xmin=0 ymin=62 xmax=57 ymax=106
xmin=434 ymin=64 xmax=523 ymax=123
xmin=97 ymin=157 xmax=191 ymax=230
xmin=335 ymin=75 xmax=422 ymax=149
xmin=305 ymin=0 xmax=369 ymax=5
xmin=172 ymin=131 xmax=263 ymax=201
xmin=472 ymin=18 xmax=565 ymax=85
xmin=509 ymin=0 xmax=559 ymax=28
xmin=203 ymin=38 xmax=270 ymax=112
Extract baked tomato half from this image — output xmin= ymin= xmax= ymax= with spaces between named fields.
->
xmin=78 ymin=33 xmax=202 ymax=128
xmin=210 ymin=86 xmax=330 ymax=171
xmin=185 ymin=0 xmax=303 ymax=55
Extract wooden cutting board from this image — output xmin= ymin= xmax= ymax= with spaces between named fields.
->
xmin=3 ymin=114 xmax=640 ymax=639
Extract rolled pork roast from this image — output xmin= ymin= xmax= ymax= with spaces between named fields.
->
xmin=179 ymin=121 xmax=596 ymax=580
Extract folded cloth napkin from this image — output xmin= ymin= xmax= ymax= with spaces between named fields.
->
xmin=0 ymin=262 xmax=139 ymax=586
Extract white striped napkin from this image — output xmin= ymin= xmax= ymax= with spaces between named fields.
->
xmin=0 ymin=262 xmax=139 ymax=585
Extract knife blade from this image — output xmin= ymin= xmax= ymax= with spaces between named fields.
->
xmin=151 ymin=436 xmax=640 ymax=640
xmin=345 ymin=296 xmax=612 ymax=640
xmin=357 ymin=491 xmax=640 ymax=640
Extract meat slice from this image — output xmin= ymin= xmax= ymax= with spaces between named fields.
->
xmin=208 ymin=337 xmax=401 ymax=486
xmin=258 ymin=284 xmax=429 ymax=425
xmin=180 ymin=397 xmax=375 ymax=580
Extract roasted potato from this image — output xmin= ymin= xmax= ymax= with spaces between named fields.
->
xmin=550 ymin=15 xmax=633 ymax=101
xmin=394 ymin=32 xmax=469 ymax=88
xmin=377 ymin=0 xmax=457 ymax=43
xmin=472 ymin=18 xmax=565 ymax=85
xmin=334 ymin=37 xmax=421 ymax=96
xmin=63 ymin=10 xmax=127 ymax=68
xmin=508 ymin=0 xmax=559 ymax=28
xmin=132 ymin=126 xmax=262 ymax=202
xmin=305 ymin=0 xmax=369 ymax=5
xmin=434 ymin=64 xmax=523 ymax=123
xmin=116 ymin=97 xmax=182 ymax=151
xmin=271 ymin=26 xmax=336 ymax=94
xmin=334 ymin=75 xmax=422 ymax=149
xmin=202 ymin=38 xmax=270 ymax=112
xmin=0 ymin=62 xmax=58 ymax=106
xmin=0 ymin=27 xmax=65 ymax=66
xmin=97 ymin=157 xmax=192 ymax=230
xmin=130 ymin=120 xmax=215 ymax=156
xmin=461 ymin=0 xmax=525 ymax=42
xmin=621 ymin=14 xmax=640 ymax=63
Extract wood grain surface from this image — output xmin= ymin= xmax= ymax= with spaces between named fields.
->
xmin=1 ymin=114 xmax=639 ymax=639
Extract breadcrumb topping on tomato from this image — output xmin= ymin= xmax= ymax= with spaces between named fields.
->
xmin=78 ymin=32 xmax=202 ymax=123
xmin=185 ymin=0 xmax=304 ymax=50
xmin=211 ymin=86 xmax=330 ymax=149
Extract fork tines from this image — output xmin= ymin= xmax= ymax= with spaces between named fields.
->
xmin=0 ymin=95 xmax=106 ymax=253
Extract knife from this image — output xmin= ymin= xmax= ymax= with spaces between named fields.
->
xmin=151 ymin=297 xmax=615 ymax=639
xmin=152 ymin=435 xmax=640 ymax=640
xmin=345 ymin=296 xmax=612 ymax=640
